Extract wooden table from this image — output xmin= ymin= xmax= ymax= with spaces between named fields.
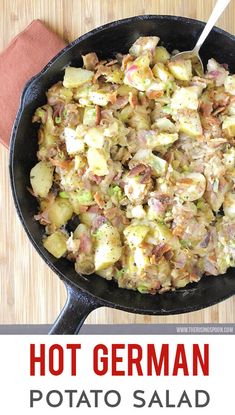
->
xmin=1 ymin=0 xmax=235 ymax=325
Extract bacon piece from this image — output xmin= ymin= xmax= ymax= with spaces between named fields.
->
xmin=172 ymin=224 xmax=185 ymax=237
xmin=121 ymin=54 xmax=134 ymax=71
xmin=89 ymin=173 xmax=104 ymax=184
xmin=129 ymin=92 xmax=138 ymax=108
xmin=139 ymin=166 xmax=152 ymax=184
xmin=95 ymin=105 xmax=101 ymax=125
xmin=148 ymin=193 xmax=171 ymax=214
xmin=93 ymin=64 xmax=111 ymax=82
xmin=200 ymin=232 xmax=211 ymax=248
xmin=106 ymin=59 xmax=118 ymax=67
xmin=82 ymin=52 xmax=99 ymax=70
xmin=34 ymin=211 xmax=50 ymax=225
xmin=94 ymin=192 xmax=105 ymax=208
xmin=53 ymin=102 xmax=64 ymax=119
xmin=129 ymin=164 xmax=146 ymax=177
xmin=49 ymin=158 xmax=73 ymax=170
xmin=128 ymin=163 xmax=152 ymax=184
xmin=110 ymin=96 xmax=129 ymax=110
xmin=104 ymin=206 xmax=129 ymax=227
xmin=152 ymin=243 xmax=171 ymax=262
xmin=92 ymin=216 xmax=107 ymax=231
xmin=79 ymin=233 xmax=92 ymax=254
xmin=146 ymin=89 xmax=164 ymax=100
xmin=79 ymin=205 xmax=89 ymax=213
xmin=200 ymin=102 xmax=213 ymax=116
xmin=178 ymin=178 xmax=194 ymax=185
xmin=107 ymin=91 xmax=117 ymax=104
xmin=88 ymin=205 xmax=103 ymax=214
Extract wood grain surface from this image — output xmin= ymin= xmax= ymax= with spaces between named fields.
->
xmin=0 ymin=0 xmax=235 ymax=324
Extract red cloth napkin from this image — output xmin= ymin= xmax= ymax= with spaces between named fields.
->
xmin=0 ymin=19 xmax=67 ymax=148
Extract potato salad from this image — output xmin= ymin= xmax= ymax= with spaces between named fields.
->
xmin=30 ymin=36 xmax=235 ymax=294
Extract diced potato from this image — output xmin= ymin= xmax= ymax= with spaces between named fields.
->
xmin=224 ymin=75 xmax=235 ymax=95
xmin=87 ymin=148 xmax=109 ymax=176
xmin=74 ymin=155 xmax=86 ymax=171
xmin=73 ymin=223 xmax=88 ymax=239
xmin=64 ymin=127 xmax=85 ymax=154
xmin=83 ymin=106 xmax=97 ymax=127
xmin=124 ymin=224 xmax=149 ymax=248
xmin=132 ymin=149 xmax=168 ymax=176
xmin=124 ymin=55 xmax=153 ymax=91
xmin=152 ymin=62 xmax=172 ymax=82
xmin=222 ymin=116 xmax=235 ymax=138
xmin=145 ymin=80 xmax=165 ymax=99
xmin=128 ymin=106 xmax=151 ymax=130
xmin=89 ymin=90 xmax=110 ymax=106
xmin=126 ymin=253 xmax=139 ymax=274
xmin=174 ymin=276 xmax=190 ymax=288
xmin=84 ymin=127 xmax=105 ymax=148
xmin=79 ymin=211 xmax=98 ymax=226
xmin=104 ymin=120 xmax=119 ymax=137
xmin=41 ymin=133 xmax=57 ymax=149
xmin=105 ymin=68 xmax=124 ymax=84
xmin=228 ymin=100 xmax=235 ymax=116
xmin=168 ymin=59 xmax=192 ymax=81
xmin=63 ymin=67 xmax=94 ymax=88
xmin=223 ymin=147 xmax=235 ymax=170
xmin=154 ymin=117 xmax=176 ymax=133
xmin=130 ymin=205 xmax=146 ymax=219
xmin=96 ymin=266 xmax=114 ymax=280
xmin=94 ymin=223 xmax=122 ymax=270
xmin=75 ymin=254 xmax=95 ymax=275
xmin=171 ymin=87 xmax=199 ymax=110
xmin=150 ymin=223 xmax=180 ymax=249
xmin=47 ymin=197 xmax=73 ymax=228
xmin=134 ymin=247 xmax=150 ymax=270
xmin=117 ymin=84 xmax=138 ymax=97
xmin=30 ymin=161 xmax=54 ymax=198
xmin=118 ymin=105 xmax=134 ymax=122
xmin=223 ymin=192 xmax=235 ymax=219
xmin=129 ymin=36 xmax=160 ymax=57
xmin=73 ymin=83 xmax=91 ymax=103
xmin=43 ymin=231 xmax=68 ymax=258
xmin=176 ymin=172 xmax=206 ymax=202
xmin=177 ymin=110 xmax=203 ymax=137
xmin=153 ymin=46 xmax=171 ymax=64
xmin=153 ymin=132 xmax=179 ymax=147
xmin=124 ymin=176 xmax=148 ymax=204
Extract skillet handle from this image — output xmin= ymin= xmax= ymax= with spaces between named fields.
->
xmin=49 ymin=282 xmax=100 ymax=334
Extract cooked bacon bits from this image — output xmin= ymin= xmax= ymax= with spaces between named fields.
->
xmin=31 ymin=37 xmax=235 ymax=295
xmin=152 ymin=243 xmax=172 ymax=262
xmin=95 ymin=105 xmax=101 ymax=125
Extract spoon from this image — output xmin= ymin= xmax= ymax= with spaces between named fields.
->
xmin=171 ymin=0 xmax=231 ymax=76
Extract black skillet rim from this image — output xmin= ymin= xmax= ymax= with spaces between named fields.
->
xmin=9 ymin=14 xmax=235 ymax=315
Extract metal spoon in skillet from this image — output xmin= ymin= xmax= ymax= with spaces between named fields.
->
xmin=171 ymin=0 xmax=231 ymax=76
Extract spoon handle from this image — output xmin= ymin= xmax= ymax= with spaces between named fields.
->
xmin=194 ymin=0 xmax=231 ymax=52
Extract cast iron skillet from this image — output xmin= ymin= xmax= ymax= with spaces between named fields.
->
xmin=9 ymin=15 xmax=235 ymax=334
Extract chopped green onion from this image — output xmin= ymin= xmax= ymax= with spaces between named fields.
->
xmin=162 ymin=105 xmax=172 ymax=114
xmin=108 ymin=185 xmax=123 ymax=200
xmin=137 ymin=285 xmax=149 ymax=294
xmin=55 ymin=116 xmax=61 ymax=124
xmin=116 ymin=268 xmax=126 ymax=278
xmin=180 ymin=239 xmax=190 ymax=248
xmin=197 ymin=200 xmax=204 ymax=209
xmin=59 ymin=191 xmax=69 ymax=199
xmin=75 ymin=190 xmax=93 ymax=204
